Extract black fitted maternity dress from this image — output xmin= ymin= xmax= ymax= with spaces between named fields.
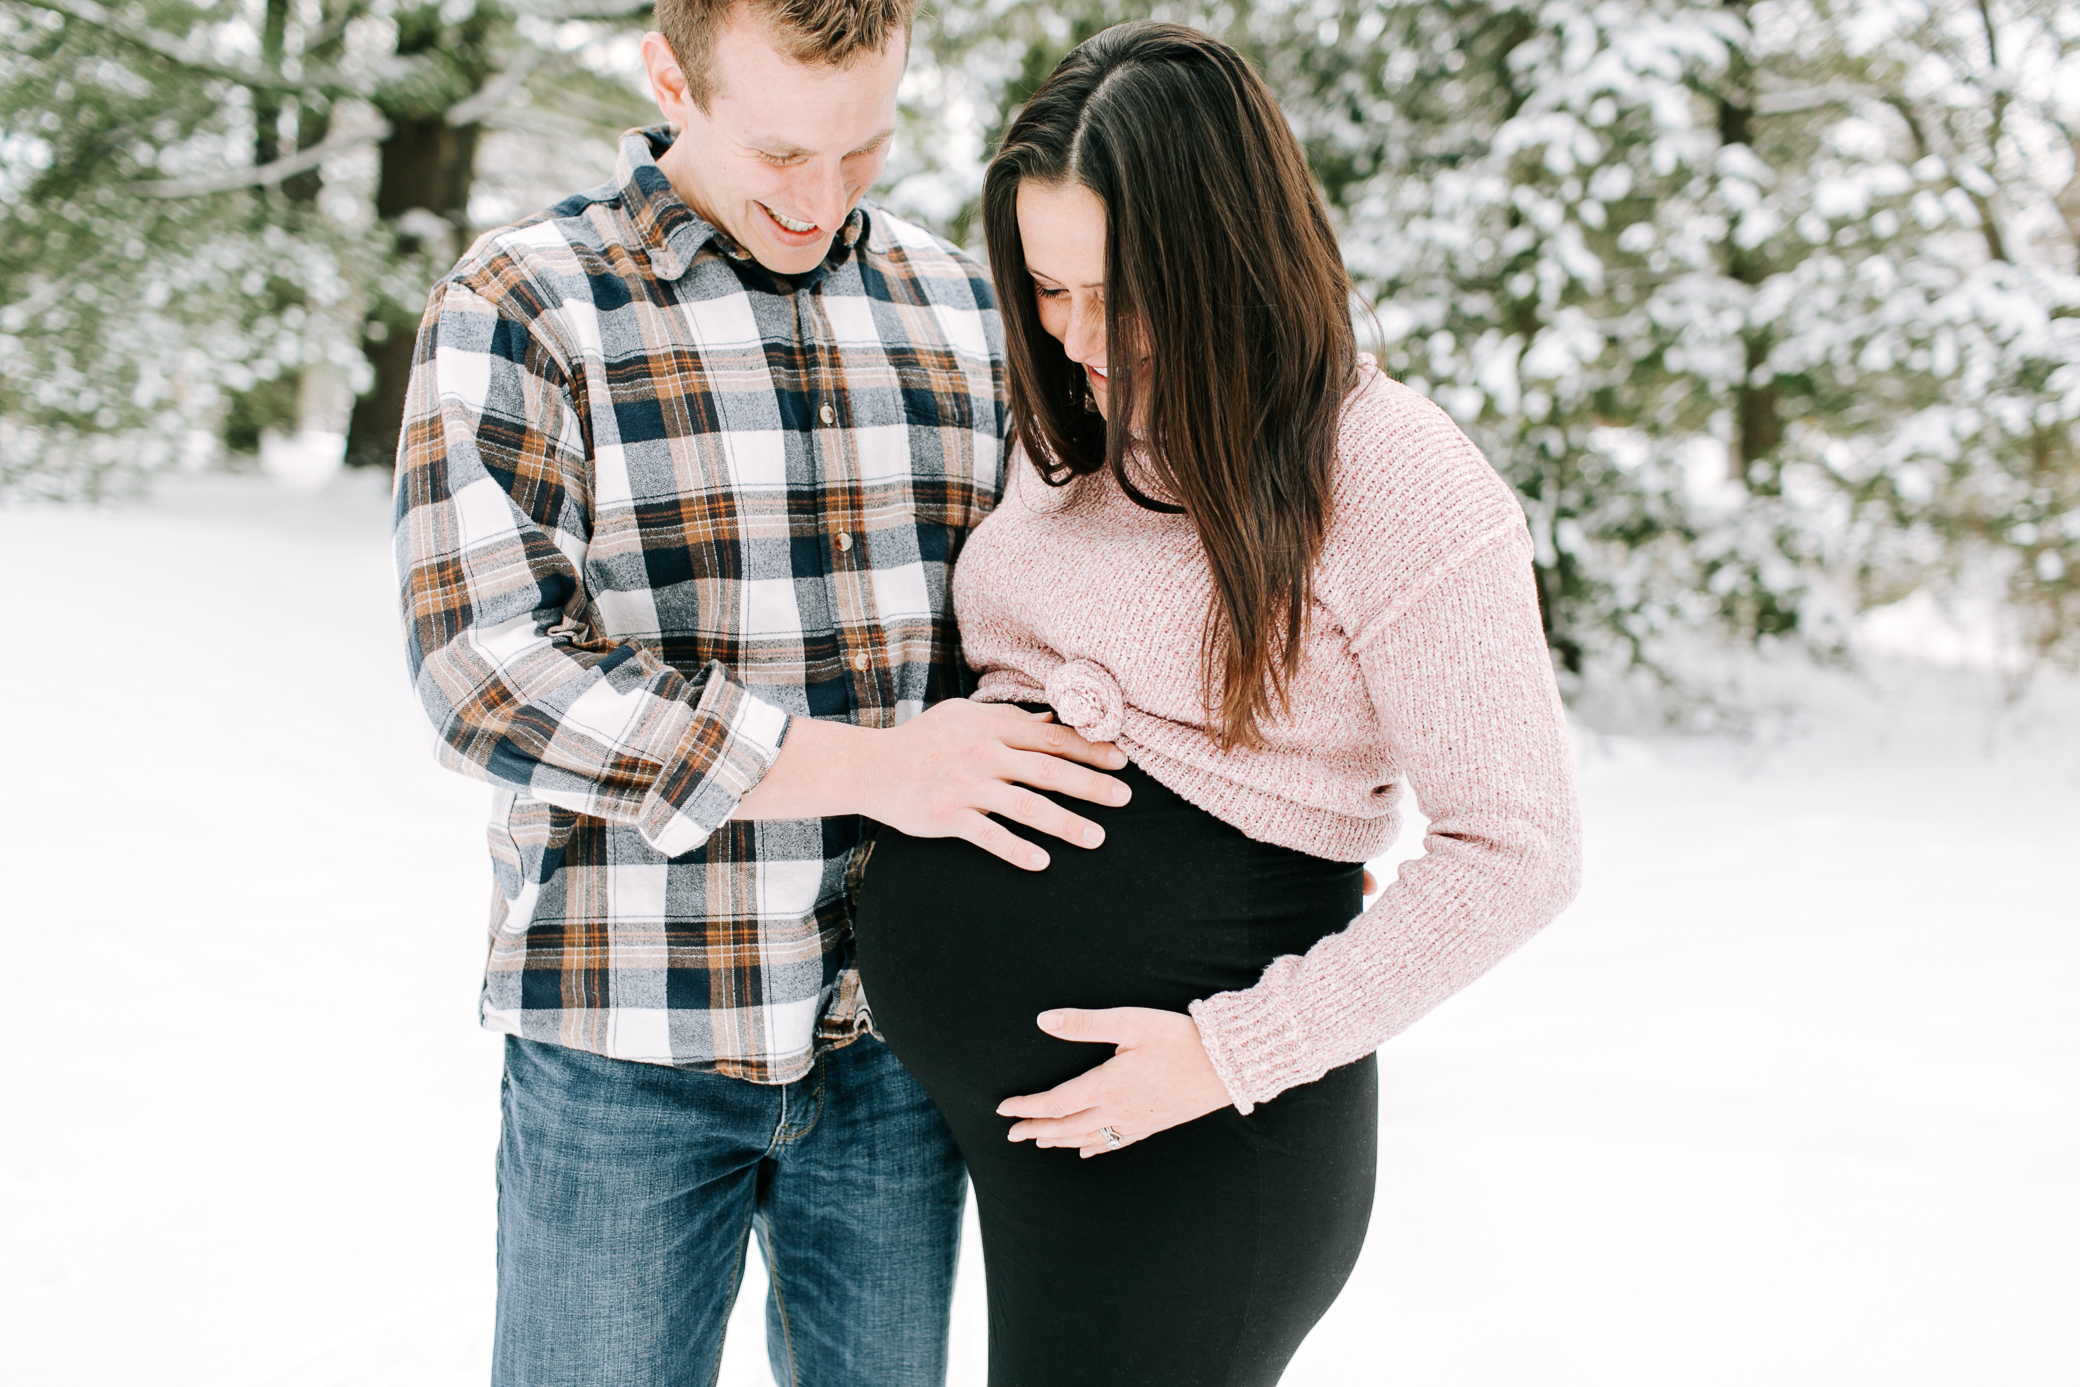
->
xmin=854 ymin=732 xmax=1378 ymax=1387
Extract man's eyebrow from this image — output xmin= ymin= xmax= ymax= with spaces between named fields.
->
xmin=744 ymin=129 xmax=894 ymax=159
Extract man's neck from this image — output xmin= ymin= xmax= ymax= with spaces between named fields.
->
xmin=653 ymin=134 xmax=721 ymax=233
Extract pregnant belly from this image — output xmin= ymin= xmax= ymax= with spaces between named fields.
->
xmin=852 ymin=759 xmax=1361 ymax=1117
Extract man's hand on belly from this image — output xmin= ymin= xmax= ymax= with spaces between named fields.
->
xmin=731 ymin=698 xmax=1131 ymax=871
xmin=997 ymin=1008 xmax=1234 ymax=1156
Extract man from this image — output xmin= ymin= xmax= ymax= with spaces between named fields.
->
xmin=392 ymin=2 xmax=1129 ymax=1381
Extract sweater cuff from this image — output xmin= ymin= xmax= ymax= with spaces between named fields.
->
xmin=1188 ymin=969 xmax=1322 ymax=1116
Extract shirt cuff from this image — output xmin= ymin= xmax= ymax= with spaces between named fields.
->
xmin=636 ymin=661 xmax=792 ymax=856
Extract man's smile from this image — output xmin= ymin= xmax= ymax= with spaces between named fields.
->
xmin=758 ymin=201 xmax=820 ymax=238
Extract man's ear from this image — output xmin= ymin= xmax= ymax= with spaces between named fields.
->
xmin=640 ymin=31 xmax=696 ymax=127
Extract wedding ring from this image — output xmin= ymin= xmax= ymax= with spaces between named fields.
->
xmin=1099 ymin=1125 xmax=1122 ymax=1150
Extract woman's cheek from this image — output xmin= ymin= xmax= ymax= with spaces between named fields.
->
xmin=1036 ymin=296 xmax=1068 ymax=343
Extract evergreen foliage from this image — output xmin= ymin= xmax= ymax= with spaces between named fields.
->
xmin=0 ymin=0 xmax=651 ymax=494
xmin=886 ymin=0 xmax=2080 ymax=686
xmin=3 ymin=0 xmax=2076 ymax=685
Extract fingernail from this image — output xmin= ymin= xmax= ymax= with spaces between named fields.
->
xmin=1111 ymin=784 xmax=1130 ymax=804
xmin=1038 ymin=1010 xmax=1063 ymax=1027
xmin=1028 ymin=851 xmax=1048 ymax=870
xmin=1083 ymin=826 xmax=1104 ymax=848
xmin=1111 ymin=752 xmax=1127 ymax=768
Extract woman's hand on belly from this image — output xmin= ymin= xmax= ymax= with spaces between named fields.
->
xmin=997 ymin=1008 xmax=1234 ymax=1156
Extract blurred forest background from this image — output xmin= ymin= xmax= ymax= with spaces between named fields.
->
xmin=3 ymin=0 xmax=2077 ymax=700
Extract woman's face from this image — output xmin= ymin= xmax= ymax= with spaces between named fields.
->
xmin=1016 ymin=179 xmax=1113 ymax=418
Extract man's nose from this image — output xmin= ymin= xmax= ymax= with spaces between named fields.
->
xmin=795 ymin=160 xmax=849 ymax=231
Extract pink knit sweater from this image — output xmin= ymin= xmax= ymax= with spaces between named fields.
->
xmin=954 ymin=361 xmax=1583 ymax=1112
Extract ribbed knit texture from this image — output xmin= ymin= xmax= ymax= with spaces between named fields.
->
xmin=954 ymin=361 xmax=1583 ymax=1111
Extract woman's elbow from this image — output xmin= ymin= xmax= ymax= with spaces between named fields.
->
xmin=1529 ymin=804 xmax=1585 ymax=920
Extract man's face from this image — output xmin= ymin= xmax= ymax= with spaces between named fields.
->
xmin=643 ymin=9 xmax=906 ymax=275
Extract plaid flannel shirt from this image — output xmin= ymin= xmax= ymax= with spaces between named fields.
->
xmin=394 ymin=128 xmax=1005 ymax=1081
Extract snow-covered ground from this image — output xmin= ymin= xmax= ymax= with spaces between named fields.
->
xmin=4 ymin=471 xmax=2074 ymax=1385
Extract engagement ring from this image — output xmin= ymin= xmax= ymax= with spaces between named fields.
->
xmin=1099 ymin=1125 xmax=1122 ymax=1150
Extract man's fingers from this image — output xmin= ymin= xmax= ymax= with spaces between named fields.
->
xmin=994 ymin=709 xmax=1129 ymax=771
xmin=1004 ymin=748 xmax=1131 ymax=809
xmin=983 ymin=781 xmax=1108 ymax=850
xmin=956 ymin=811 xmax=1050 ymax=872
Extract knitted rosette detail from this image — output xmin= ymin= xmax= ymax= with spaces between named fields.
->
xmin=1043 ymin=657 xmax=1126 ymax=744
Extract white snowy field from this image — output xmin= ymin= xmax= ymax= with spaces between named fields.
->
xmin=2 ymin=470 xmax=2075 ymax=1387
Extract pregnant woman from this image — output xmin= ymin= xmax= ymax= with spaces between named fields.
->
xmin=855 ymin=22 xmax=1582 ymax=1385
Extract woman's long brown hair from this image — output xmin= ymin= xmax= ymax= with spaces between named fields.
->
xmin=982 ymin=21 xmax=1357 ymax=750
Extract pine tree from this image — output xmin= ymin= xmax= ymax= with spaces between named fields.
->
xmin=7 ymin=0 xmax=2074 ymax=681
xmin=887 ymin=0 xmax=2080 ymax=687
xmin=0 ymin=0 xmax=652 ymax=495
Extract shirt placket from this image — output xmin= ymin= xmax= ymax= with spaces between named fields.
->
xmin=795 ymin=288 xmax=885 ymax=726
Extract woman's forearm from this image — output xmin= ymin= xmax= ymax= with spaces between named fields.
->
xmin=1189 ymin=533 xmax=1583 ymax=1111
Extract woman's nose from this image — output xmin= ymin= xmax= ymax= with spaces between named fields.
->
xmin=1062 ymin=299 xmax=1105 ymax=363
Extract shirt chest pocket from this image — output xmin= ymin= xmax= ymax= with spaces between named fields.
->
xmin=847 ymin=358 xmax=987 ymax=511
xmin=898 ymin=362 xmax=977 ymax=435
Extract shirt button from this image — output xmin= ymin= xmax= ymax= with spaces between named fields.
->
xmin=835 ymin=531 xmax=852 ymax=551
xmin=819 ymin=402 xmax=835 ymax=425
xmin=851 ymin=652 xmax=869 ymax=672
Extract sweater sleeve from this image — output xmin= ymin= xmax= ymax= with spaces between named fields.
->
xmin=1187 ymin=527 xmax=1582 ymax=1111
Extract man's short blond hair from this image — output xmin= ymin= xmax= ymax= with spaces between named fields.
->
xmin=656 ymin=0 xmax=919 ymax=110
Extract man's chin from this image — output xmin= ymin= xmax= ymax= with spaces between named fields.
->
xmin=746 ymin=230 xmax=835 ymax=277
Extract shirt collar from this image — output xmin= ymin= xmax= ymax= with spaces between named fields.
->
xmin=616 ymin=126 xmax=872 ymax=287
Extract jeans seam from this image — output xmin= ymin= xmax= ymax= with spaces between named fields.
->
xmin=765 ymin=1234 xmax=801 ymax=1387
xmin=770 ymin=1066 xmax=830 ymax=1149
xmin=766 ymin=1072 xmax=790 ymax=1156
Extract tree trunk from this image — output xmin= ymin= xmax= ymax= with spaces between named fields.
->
xmin=2060 ymin=138 xmax=2080 ymax=270
xmin=1717 ymin=0 xmax=1780 ymax=488
xmin=344 ymin=117 xmax=481 ymax=469
xmin=253 ymin=0 xmax=291 ymax=168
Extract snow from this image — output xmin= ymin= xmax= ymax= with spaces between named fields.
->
xmin=3 ymin=472 xmax=2075 ymax=1385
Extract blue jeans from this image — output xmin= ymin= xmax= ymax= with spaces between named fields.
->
xmin=493 ymin=1034 xmax=966 ymax=1387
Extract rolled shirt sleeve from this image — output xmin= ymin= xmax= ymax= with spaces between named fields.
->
xmin=394 ymin=279 xmax=789 ymax=857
